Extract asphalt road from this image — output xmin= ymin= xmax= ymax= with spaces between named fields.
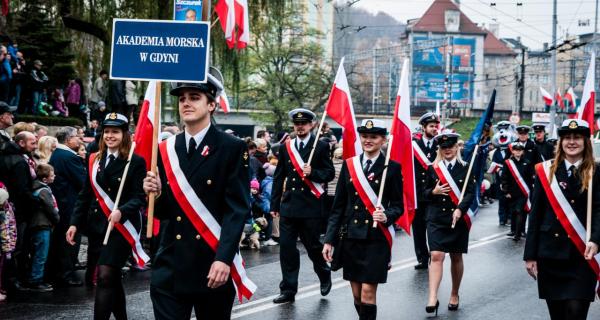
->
xmin=1 ymin=201 xmax=598 ymax=319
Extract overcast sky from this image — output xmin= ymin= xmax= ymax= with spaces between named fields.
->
xmin=350 ymin=0 xmax=598 ymax=49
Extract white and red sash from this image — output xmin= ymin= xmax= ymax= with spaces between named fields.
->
xmin=536 ymin=161 xmax=600 ymax=296
xmin=412 ymin=140 xmax=432 ymax=170
xmin=487 ymin=161 xmax=503 ymax=174
xmin=285 ymin=139 xmax=324 ymax=198
xmin=505 ymin=159 xmax=532 ymax=212
xmin=432 ymin=162 xmax=475 ymax=229
xmin=345 ymin=156 xmax=394 ymax=250
xmin=159 ymin=137 xmax=256 ymax=301
xmin=88 ymin=153 xmax=150 ymax=267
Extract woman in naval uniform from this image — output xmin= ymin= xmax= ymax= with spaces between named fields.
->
xmin=524 ymin=119 xmax=600 ymax=320
xmin=322 ymin=119 xmax=404 ymax=320
xmin=66 ymin=112 xmax=147 ymax=320
xmin=424 ymin=131 xmax=476 ymax=315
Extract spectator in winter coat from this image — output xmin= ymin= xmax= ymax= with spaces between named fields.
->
xmin=30 ymin=60 xmax=48 ymax=115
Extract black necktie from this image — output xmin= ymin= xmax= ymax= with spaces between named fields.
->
xmin=447 ymin=162 xmax=453 ymax=172
xmin=188 ymin=138 xmax=197 ymax=157
xmin=364 ymin=159 xmax=372 ymax=175
xmin=299 ymin=141 xmax=305 ymax=151
xmin=568 ymin=165 xmax=576 ymax=178
xmin=106 ymin=154 xmax=115 ymax=168
xmin=426 ymin=141 xmax=431 ymax=149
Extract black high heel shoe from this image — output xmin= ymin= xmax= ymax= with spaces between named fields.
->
xmin=425 ymin=300 xmax=440 ymax=316
xmin=448 ymin=295 xmax=460 ymax=311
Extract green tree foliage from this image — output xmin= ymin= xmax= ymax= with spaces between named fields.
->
xmin=13 ymin=0 xmax=75 ymax=86
xmin=242 ymin=2 xmax=332 ymax=132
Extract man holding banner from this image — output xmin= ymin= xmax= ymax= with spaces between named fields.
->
xmin=142 ymin=72 xmax=255 ymax=319
xmin=412 ymin=112 xmax=440 ymax=270
xmin=270 ymin=108 xmax=334 ymax=304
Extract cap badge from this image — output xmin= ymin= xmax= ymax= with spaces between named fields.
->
xmin=296 ymin=112 xmax=303 ymax=119
xmin=568 ymin=120 xmax=578 ymax=129
xmin=109 ymin=113 xmax=117 ymax=120
xmin=442 ymin=136 xmax=448 ymax=141
xmin=365 ymin=120 xmax=374 ymax=129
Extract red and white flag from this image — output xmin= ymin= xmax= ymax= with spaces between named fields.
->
xmin=218 ymin=91 xmax=230 ymax=113
xmin=555 ymin=89 xmax=565 ymax=110
xmin=576 ymin=52 xmax=596 ymax=136
xmin=233 ymin=0 xmax=250 ymax=49
xmin=324 ymin=57 xmax=361 ymax=159
xmin=215 ymin=0 xmax=236 ymax=48
xmin=565 ymin=87 xmax=577 ymax=108
xmin=390 ymin=59 xmax=417 ymax=234
xmin=540 ymin=87 xmax=553 ymax=106
xmin=134 ymin=81 xmax=161 ymax=236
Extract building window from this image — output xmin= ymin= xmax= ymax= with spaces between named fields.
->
xmin=477 ymin=89 xmax=480 ymax=97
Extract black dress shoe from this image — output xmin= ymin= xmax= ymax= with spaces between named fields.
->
xmin=414 ymin=262 xmax=428 ymax=270
xmin=320 ymin=279 xmax=332 ymax=296
xmin=506 ymin=231 xmax=515 ymax=237
xmin=448 ymin=295 xmax=460 ymax=311
xmin=273 ymin=293 xmax=295 ymax=304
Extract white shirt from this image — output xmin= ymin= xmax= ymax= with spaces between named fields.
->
xmin=105 ymin=150 xmax=119 ymax=167
xmin=422 ymin=136 xmax=433 ymax=149
xmin=185 ymin=124 xmax=211 ymax=152
xmin=564 ymin=159 xmax=582 ymax=170
xmin=362 ymin=153 xmax=380 ymax=169
xmin=444 ymin=158 xmax=457 ymax=169
xmin=295 ymin=135 xmax=310 ymax=150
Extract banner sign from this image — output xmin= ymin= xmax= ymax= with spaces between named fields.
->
xmin=173 ymin=0 xmax=203 ymax=21
xmin=110 ymin=19 xmax=210 ymax=83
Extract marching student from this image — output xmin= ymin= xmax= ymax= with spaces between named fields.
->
xmin=322 ymin=119 xmax=404 ymax=319
xmin=143 ymin=69 xmax=255 ymax=320
xmin=515 ymin=125 xmax=543 ymax=164
xmin=66 ymin=112 xmax=149 ymax=320
xmin=412 ymin=112 xmax=440 ymax=270
xmin=501 ymin=142 xmax=534 ymax=241
xmin=524 ymin=119 xmax=600 ymax=320
xmin=423 ymin=131 xmax=476 ymax=316
xmin=532 ymin=123 xmax=555 ymax=161
xmin=269 ymin=108 xmax=335 ymax=304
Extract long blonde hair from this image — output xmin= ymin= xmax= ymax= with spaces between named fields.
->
xmin=36 ymin=136 xmax=57 ymax=164
xmin=549 ymin=135 xmax=595 ymax=192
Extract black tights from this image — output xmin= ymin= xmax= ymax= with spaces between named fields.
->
xmin=94 ymin=265 xmax=127 ymax=320
xmin=546 ymin=299 xmax=591 ymax=320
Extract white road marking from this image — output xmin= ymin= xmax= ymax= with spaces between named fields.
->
xmin=228 ymin=231 xmax=508 ymax=319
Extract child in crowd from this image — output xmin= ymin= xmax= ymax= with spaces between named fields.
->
xmin=27 ymin=164 xmax=60 ymax=292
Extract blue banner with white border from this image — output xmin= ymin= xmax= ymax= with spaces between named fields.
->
xmin=110 ymin=18 xmax=210 ymax=83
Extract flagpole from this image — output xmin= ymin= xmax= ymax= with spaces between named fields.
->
xmin=586 ymin=162 xmax=593 ymax=243
xmin=453 ymin=144 xmax=479 ymax=229
xmin=306 ymin=111 xmax=328 ymax=167
xmin=103 ymin=142 xmax=137 ymax=245
xmin=146 ymin=81 xmax=161 ymax=238
xmin=373 ymin=135 xmax=394 ymax=229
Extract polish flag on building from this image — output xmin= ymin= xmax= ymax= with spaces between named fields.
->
xmin=218 ymin=91 xmax=230 ymax=113
xmin=555 ymin=89 xmax=565 ymax=110
xmin=390 ymin=59 xmax=417 ymax=234
xmin=215 ymin=0 xmax=236 ymax=48
xmin=577 ymin=52 xmax=596 ymax=136
xmin=324 ymin=57 xmax=361 ymax=159
xmin=134 ymin=81 xmax=161 ymax=235
xmin=540 ymin=87 xmax=553 ymax=106
xmin=564 ymin=87 xmax=577 ymax=108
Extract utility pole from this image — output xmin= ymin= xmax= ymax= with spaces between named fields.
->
xmin=549 ymin=0 xmax=557 ymax=133
xmin=519 ymin=47 xmax=526 ymax=114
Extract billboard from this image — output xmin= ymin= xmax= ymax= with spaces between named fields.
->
xmin=412 ymin=36 xmax=476 ymax=106
xmin=173 ymin=0 xmax=203 ymax=21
